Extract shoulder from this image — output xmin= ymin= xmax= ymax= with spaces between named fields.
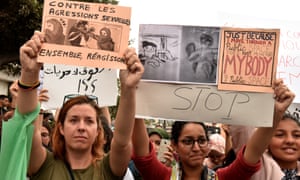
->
xmin=30 ymin=151 xmax=69 ymax=180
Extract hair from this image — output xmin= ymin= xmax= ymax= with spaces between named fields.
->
xmin=200 ymin=33 xmax=213 ymax=46
xmin=76 ymin=20 xmax=88 ymax=27
xmin=148 ymin=128 xmax=169 ymax=139
xmin=100 ymin=115 xmax=113 ymax=153
xmin=185 ymin=42 xmax=196 ymax=57
xmin=282 ymin=111 xmax=300 ymax=126
xmin=42 ymin=120 xmax=52 ymax=135
xmin=0 ymin=95 xmax=8 ymax=100
xmin=142 ymin=41 xmax=157 ymax=48
xmin=52 ymin=95 xmax=105 ymax=164
xmin=171 ymin=121 xmax=208 ymax=144
xmin=99 ymin=27 xmax=112 ymax=37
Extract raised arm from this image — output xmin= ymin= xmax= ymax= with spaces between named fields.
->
xmin=132 ymin=118 xmax=151 ymax=156
xmin=243 ymin=79 xmax=295 ymax=164
xmin=109 ymin=48 xmax=144 ymax=176
xmin=18 ymin=31 xmax=47 ymax=175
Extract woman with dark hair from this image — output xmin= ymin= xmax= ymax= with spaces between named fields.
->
xmin=251 ymin=112 xmax=300 ymax=180
xmin=0 ymin=30 xmax=144 ymax=179
xmin=132 ymin=79 xmax=295 ymax=180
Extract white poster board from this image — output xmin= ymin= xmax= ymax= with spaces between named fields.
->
xmin=136 ymin=81 xmax=274 ymax=127
xmin=42 ymin=63 xmax=118 ymax=109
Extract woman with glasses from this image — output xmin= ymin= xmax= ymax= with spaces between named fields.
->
xmin=132 ymin=79 xmax=295 ymax=180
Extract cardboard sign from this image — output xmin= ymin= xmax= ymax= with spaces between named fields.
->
xmin=218 ymin=27 xmax=280 ymax=93
xmin=39 ymin=0 xmax=131 ymax=69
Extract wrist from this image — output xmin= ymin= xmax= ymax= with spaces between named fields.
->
xmin=18 ymin=80 xmax=40 ymax=90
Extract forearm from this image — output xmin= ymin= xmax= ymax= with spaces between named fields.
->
xmin=113 ymin=87 xmax=136 ymax=147
xmin=243 ymin=127 xmax=273 ymax=164
xmin=17 ymin=72 xmax=39 ymax=114
xmin=132 ymin=118 xmax=150 ymax=156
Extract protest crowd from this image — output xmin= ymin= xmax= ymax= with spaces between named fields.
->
xmin=0 ymin=1 xmax=300 ymax=180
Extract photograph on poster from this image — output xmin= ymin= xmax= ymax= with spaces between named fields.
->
xmin=139 ymin=24 xmax=220 ymax=85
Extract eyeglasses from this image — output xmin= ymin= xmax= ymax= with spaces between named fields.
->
xmin=180 ymin=138 xmax=208 ymax=148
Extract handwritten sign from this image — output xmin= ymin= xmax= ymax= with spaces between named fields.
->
xmin=38 ymin=0 xmax=131 ymax=69
xmin=42 ymin=63 xmax=118 ymax=109
xmin=218 ymin=12 xmax=300 ymax=102
xmin=136 ymin=81 xmax=274 ymax=127
xmin=218 ymin=27 xmax=280 ymax=93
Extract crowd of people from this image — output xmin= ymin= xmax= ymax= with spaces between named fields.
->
xmin=0 ymin=30 xmax=299 ymax=180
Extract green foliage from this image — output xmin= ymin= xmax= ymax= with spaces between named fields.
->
xmin=0 ymin=0 xmax=42 ymax=54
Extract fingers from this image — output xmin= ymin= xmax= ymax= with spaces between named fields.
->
xmin=123 ymin=48 xmax=144 ymax=73
xmin=273 ymin=81 xmax=294 ymax=102
xmin=20 ymin=31 xmax=44 ymax=59
xmin=38 ymin=89 xmax=49 ymax=102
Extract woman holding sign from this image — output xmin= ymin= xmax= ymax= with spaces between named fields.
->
xmin=132 ymin=79 xmax=295 ymax=180
xmin=0 ymin=30 xmax=144 ymax=180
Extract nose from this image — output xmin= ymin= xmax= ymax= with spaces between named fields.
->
xmin=77 ymin=120 xmax=86 ymax=132
xmin=285 ymin=134 xmax=295 ymax=144
xmin=191 ymin=141 xmax=201 ymax=151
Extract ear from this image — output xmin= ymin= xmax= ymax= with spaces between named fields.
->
xmin=59 ymin=123 xmax=64 ymax=136
xmin=171 ymin=140 xmax=178 ymax=152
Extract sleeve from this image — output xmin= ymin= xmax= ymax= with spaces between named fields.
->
xmin=132 ymin=142 xmax=171 ymax=180
xmin=0 ymin=105 xmax=40 ymax=180
xmin=216 ymin=145 xmax=261 ymax=180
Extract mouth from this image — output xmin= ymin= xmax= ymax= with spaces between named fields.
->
xmin=74 ymin=136 xmax=88 ymax=140
xmin=282 ymin=147 xmax=297 ymax=154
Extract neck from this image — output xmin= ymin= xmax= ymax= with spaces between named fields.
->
xmin=181 ymin=163 xmax=203 ymax=180
xmin=276 ymin=159 xmax=298 ymax=170
xmin=66 ymin=149 xmax=93 ymax=169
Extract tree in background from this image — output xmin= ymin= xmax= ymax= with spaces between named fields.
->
xmin=0 ymin=0 xmax=118 ymax=75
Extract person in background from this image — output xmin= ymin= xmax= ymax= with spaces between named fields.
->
xmin=0 ymin=94 xmax=9 ymax=119
xmin=148 ymin=128 xmax=169 ymax=154
xmin=0 ymin=30 xmax=144 ymax=179
xmin=148 ymin=127 xmax=174 ymax=167
xmin=132 ymin=79 xmax=295 ymax=180
xmin=41 ymin=120 xmax=52 ymax=151
xmin=204 ymin=133 xmax=226 ymax=170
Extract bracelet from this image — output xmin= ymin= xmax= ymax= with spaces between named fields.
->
xmin=18 ymin=80 xmax=40 ymax=90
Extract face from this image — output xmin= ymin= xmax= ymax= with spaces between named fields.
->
xmin=269 ymin=118 xmax=300 ymax=168
xmin=207 ymin=150 xmax=225 ymax=166
xmin=144 ymin=45 xmax=156 ymax=58
xmin=173 ymin=123 xmax=209 ymax=168
xmin=59 ymin=104 xmax=99 ymax=152
xmin=41 ymin=126 xmax=50 ymax=146
xmin=101 ymin=30 xmax=108 ymax=36
xmin=149 ymin=134 xmax=161 ymax=154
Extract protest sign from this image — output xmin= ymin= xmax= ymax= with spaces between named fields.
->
xmin=218 ymin=12 xmax=300 ymax=102
xmin=39 ymin=0 xmax=131 ymax=69
xmin=42 ymin=63 xmax=118 ymax=109
xmin=218 ymin=27 xmax=280 ymax=93
xmin=136 ymin=81 xmax=274 ymax=127
xmin=136 ymin=24 xmax=279 ymax=126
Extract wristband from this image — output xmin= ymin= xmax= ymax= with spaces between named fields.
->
xmin=18 ymin=80 xmax=40 ymax=90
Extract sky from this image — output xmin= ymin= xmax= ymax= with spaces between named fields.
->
xmin=119 ymin=0 xmax=300 ymax=48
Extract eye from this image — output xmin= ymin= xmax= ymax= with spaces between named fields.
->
xmin=181 ymin=139 xmax=193 ymax=145
xmin=293 ymin=132 xmax=300 ymax=138
xmin=197 ymin=138 xmax=207 ymax=145
xmin=69 ymin=118 xmax=78 ymax=124
xmin=85 ymin=117 xmax=95 ymax=125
